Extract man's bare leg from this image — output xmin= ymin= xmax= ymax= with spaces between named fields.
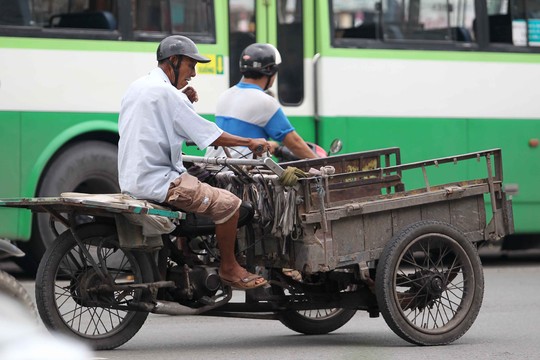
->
xmin=216 ymin=209 xmax=265 ymax=286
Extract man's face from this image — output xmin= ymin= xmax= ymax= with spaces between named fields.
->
xmin=177 ymin=57 xmax=197 ymax=89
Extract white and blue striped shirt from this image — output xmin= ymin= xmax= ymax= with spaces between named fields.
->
xmin=206 ymin=82 xmax=294 ymax=158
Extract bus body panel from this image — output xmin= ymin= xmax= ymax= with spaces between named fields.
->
xmin=0 ymin=44 xmax=228 ymax=114
xmin=315 ymin=55 xmax=540 ymax=119
xmin=0 ymin=111 xmax=21 ymax=238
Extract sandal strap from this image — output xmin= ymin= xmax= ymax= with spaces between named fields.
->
xmin=240 ymin=274 xmax=263 ymax=283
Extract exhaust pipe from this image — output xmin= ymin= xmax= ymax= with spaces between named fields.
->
xmin=151 ymin=290 xmax=232 ymax=315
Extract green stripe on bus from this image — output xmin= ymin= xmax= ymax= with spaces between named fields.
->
xmin=0 ymin=36 xmax=225 ymax=55
xmin=3 ymin=36 xmax=538 ymax=63
xmin=321 ymin=47 xmax=540 ymax=63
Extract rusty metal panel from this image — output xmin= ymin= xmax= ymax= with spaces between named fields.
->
xmin=364 ymin=211 xmax=393 ymax=251
xmin=449 ymin=196 xmax=485 ymax=234
xmin=391 ymin=206 xmax=422 ymax=238
xmin=332 ymin=215 xmax=366 ymax=257
xmin=420 ymin=202 xmax=451 ymax=223
xmin=291 ymin=227 xmax=329 ymax=273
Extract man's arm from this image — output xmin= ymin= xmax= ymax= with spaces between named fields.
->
xmin=211 ymin=132 xmax=269 ymax=155
xmin=281 ymin=131 xmax=318 ymax=159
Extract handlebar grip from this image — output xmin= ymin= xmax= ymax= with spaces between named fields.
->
xmin=185 ymin=140 xmax=196 ymax=147
xmin=255 ymin=144 xmax=264 ymax=153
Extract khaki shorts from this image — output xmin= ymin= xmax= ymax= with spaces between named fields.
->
xmin=166 ymin=173 xmax=241 ymax=224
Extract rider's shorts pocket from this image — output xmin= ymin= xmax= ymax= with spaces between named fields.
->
xmin=166 ymin=173 xmax=241 ymax=224
xmin=167 ymin=173 xmax=205 ymax=211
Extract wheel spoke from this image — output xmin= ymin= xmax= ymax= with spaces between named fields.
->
xmin=50 ymin=233 xmax=142 ymax=337
xmin=376 ymin=222 xmax=484 ymax=344
xmin=393 ymin=233 xmax=478 ymax=331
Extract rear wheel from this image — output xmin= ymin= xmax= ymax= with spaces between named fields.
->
xmin=36 ymin=222 xmax=153 ymax=350
xmin=375 ymin=220 xmax=484 ymax=345
xmin=18 ymin=141 xmax=119 ymax=274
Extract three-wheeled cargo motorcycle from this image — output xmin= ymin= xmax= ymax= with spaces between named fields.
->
xmin=0 ymin=147 xmax=514 ymax=350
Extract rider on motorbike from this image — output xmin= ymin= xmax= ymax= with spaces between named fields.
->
xmin=118 ymin=35 xmax=270 ymax=290
xmin=205 ymin=43 xmax=318 ymax=160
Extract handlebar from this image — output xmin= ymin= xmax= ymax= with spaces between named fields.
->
xmin=183 ymin=155 xmax=285 ymax=176
xmin=185 ymin=141 xmax=264 ymax=154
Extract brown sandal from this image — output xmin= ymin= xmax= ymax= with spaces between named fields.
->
xmin=220 ymin=273 xmax=268 ymax=290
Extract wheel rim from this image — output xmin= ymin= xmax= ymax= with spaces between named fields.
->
xmin=287 ymin=282 xmax=357 ymax=321
xmin=392 ymin=232 xmax=475 ymax=334
xmin=296 ymin=308 xmax=347 ymax=320
xmin=53 ymin=235 xmax=143 ymax=338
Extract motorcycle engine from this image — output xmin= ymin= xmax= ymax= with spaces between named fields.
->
xmin=167 ymin=265 xmax=221 ymax=304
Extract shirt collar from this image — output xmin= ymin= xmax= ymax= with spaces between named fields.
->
xmin=151 ymin=67 xmax=172 ymax=85
xmin=237 ymin=82 xmax=263 ymax=91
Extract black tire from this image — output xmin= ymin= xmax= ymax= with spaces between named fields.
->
xmin=0 ymin=270 xmax=38 ymax=321
xmin=278 ymin=307 xmax=357 ymax=335
xmin=18 ymin=141 xmax=119 ymax=275
xmin=375 ymin=220 xmax=484 ymax=345
xmin=36 ymin=223 xmax=153 ymax=350
xmin=275 ymin=276 xmax=357 ymax=335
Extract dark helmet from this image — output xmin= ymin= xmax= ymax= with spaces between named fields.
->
xmin=156 ymin=35 xmax=210 ymax=63
xmin=239 ymin=43 xmax=282 ymax=76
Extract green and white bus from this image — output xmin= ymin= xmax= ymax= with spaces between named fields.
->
xmin=1 ymin=0 xmax=539 ymax=271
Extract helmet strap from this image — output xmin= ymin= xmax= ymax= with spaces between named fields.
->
xmin=263 ymin=75 xmax=272 ymax=91
xmin=166 ymin=56 xmax=182 ymax=88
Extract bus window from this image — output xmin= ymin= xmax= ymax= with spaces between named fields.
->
xmin=229 ymin=0 xmax=256 ymax=87
xmin=485 ymin=0 xmax=513 ymax=43
xmin=333 ymin=0 xmax=381 ymax=39
xmin=133 ymin=0 xmax=169 ymax=33
xmin=276 ymin=0 xmax=304 ymax=105
xmin=0 ymin=0 xmax=119 ymax=39
xmin=332 ymin=0 xmax=475 ymax=44
xmin=0 ymin=0 xmax=31 ymax=26
xmin=487 ymin=0 xmax=540 ymax=46
xmin=42 ymin=0 xmax=117 ymax=30
xmin=396 ymin=0 xmax=475 ymax=42
xmin=132 ymin=0 xmax=215 ymax=42
xmin=171 ymin=0 xmax=214 ymax=34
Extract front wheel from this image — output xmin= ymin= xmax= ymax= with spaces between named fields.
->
xmin=375 ymin=220 xmax=484 ymax=345
xmin=35 ymin=223 xmax=153 ymax=350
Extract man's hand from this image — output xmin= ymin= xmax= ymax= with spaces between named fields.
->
xmin=183 ymin=86 xmax=199 ymax=103
xmin=212 ymin=133 xmax=270 ymax=156
xmin=248 ymin=138 xmax=270 ymax=156
xmin=268 ymin=141 xmax=279 ymax=154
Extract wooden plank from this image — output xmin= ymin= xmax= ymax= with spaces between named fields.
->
xmin=0 ymin=196 xmax=183 ymax=219
xmin=301 ymin=184 xmax=489 ymax=224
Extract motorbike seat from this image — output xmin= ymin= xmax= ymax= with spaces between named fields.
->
xmin=169 ymin=201 xmax=254 ymax=237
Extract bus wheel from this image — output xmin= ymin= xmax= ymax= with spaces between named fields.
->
xmin=16 ymin=140 xmax=119 ymax=275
